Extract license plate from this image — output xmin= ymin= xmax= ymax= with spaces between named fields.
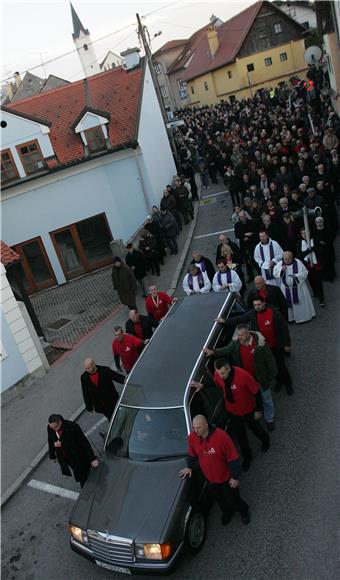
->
xmin=95 ymin=560 xmax=131 ymax=574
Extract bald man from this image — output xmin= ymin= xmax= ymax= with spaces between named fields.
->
xmin=247 ymin=275 xmax=288 ymax=320
xmin=179 ymin=415 xmax=250 ymax=525
xmin=81 ymin=358 xmax=125 ymax=420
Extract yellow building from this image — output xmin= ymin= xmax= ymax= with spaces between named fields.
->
xmin=183 ymin=1 xmax=309 ymax=105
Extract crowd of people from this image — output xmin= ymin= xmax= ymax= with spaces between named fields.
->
xmin=48 ymin=79 xmax=338 ymax=522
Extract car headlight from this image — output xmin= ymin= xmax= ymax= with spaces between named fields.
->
xmin=135 ymin=543 xmax=172 ymax=560
xmin=69 ymin=525 xmax=88 ymax=544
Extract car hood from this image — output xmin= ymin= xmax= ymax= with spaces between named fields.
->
xmin=71 ymin=454 xmax=186 ymax=542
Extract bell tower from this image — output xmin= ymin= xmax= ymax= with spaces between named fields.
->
xmin=70 ymin=3 xmax=100 ymax=77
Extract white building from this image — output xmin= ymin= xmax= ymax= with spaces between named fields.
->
xmin=1 ymin=50 xmax=176 ymax=294
xmin=1 ymin=247 xmax=48 ymax=395
xmin=273 ymin=1 xmax=316 ymax=30
xmin=99 ymin=51 xmax=123 ymax=71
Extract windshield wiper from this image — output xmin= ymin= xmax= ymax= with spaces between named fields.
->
xmin=144 ymin=454 xmax=186 ymax=462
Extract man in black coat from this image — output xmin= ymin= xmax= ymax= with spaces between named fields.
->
xmin=81 ymin=359 xmax=125 ymax=420
xmin=48 ymin=414 xmax=99 ymax=487
xmin=247 ymin=275 xmax=288 ymax=320
xmin=125 ymin=309 xmax=157 ymax=340
xmin=126 ymin=243 xmax=147 ymax=297
xmin=234 ymin=211 xmax=260 ymax=282
xmin=190 ymin=251 xmax=215 ymax=283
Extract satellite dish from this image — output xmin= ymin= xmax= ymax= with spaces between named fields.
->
xmin=304 ymin=46 xmax=322 ymax=66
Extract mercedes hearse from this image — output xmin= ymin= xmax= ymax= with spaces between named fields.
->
xmin=68 ymin=292 xmax=244 ymax=575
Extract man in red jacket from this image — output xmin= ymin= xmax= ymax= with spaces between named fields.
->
xmin=179 ymin=414 xmax=250 ymax=525
xmin=145 ymin=284 xmax=174 ymax=323
xmin=112 ymin=326 xmax=145 ymax=373
xmin=191 ymin=359 xmax=269 ymax=471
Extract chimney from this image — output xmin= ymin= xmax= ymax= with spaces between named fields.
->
xmin=14 ymin=72 xmax=22 ymax=88
xmin=207 ymin=25 xmax=219 ymax=58
xmin=120 ymin=47 xmax=141 ymax=71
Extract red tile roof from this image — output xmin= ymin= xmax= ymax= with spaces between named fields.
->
xmin=167 ymin=24 xmax=210 ymax=75
xmin=7 ymin=66 xmax=144 ymax=165
xmin=0 ymin=241 xmax=21 ymax=267
xmin=182 ymin=2 xmax=263 ymax=82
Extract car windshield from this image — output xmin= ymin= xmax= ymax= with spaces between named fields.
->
xmin=105 ymin=406 xmax=188 ymax=461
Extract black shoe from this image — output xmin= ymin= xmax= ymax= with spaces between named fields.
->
xmin=266 ymin=421 xmax=275 ymax=432
xmin=262 ymin=438 xmax=270 ymax=453
xmin=242 ymin=458 xmax=251 ymax=472
xmin=241 ymin=512 xmax=251 ymax=525
xmin=221 ymin=512 xmax=234 ymax=526
xmin=286 ymin=384 xmax=294 ymax=396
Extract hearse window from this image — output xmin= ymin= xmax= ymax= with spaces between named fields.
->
xmin=189 ymin=373 xmax=227 ymax=430
xmin=106 ymin=406 xmax=187 ymax=461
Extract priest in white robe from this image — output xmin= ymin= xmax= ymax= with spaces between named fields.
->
xmin=212 ymin=260 xmax=242 ymax=293
xmin=254 ymin=231 xmax=283 ymax=287
xmin=273 ymin=251 xmax=316 ymax=323
xmin=183 ymin=264 xmax=211 ymax=296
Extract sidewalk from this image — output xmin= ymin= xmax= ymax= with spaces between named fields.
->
xmin=1 ymin=203 xmax=201 ymax=505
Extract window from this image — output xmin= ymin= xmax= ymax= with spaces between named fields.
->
xmin=280 ymin=52 xmax=288 ymax=62
xmin=12 ymin=236 xmax=56 ymax=293
xmin=16 ymin=140 xmax=46 ymax=175
xmin=1 ymin=149 xmax=19 ymax=183
xmin=154 ymin=63 xmax=161 ymax=74
xmin=227 ymin=70 xmax=232 ymax=79
xmin=273 ymin=23 xmax=282 ymax=34
xmin=204 ymin=81 xmax=209 ymax=91
xmin=288 ymin=7 xmax=296 ymax=17
xmin=302 ymin=21 xmax=309 ymax=29
xmin=264 ymin=57 xmax=272 ymax=67
xmin=160 ymin=85 xmax=167 ymax=98
xmin=247 ymin=63 xmax=255 ymax=72
xmin=190 ymin=85 xmax=195 ymax=95
xmin=84 ymin=126 xmax=107 ymax=154
xmin=83 ymin=43 xmax=88 ymax=51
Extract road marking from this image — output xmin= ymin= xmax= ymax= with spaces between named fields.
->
xmin=201 ymin=190 xmax=227 ymax=199
xmin=200 ymin=198 xmax=216 ymax=206
xmin=193 ymin=227 xmax=234 ymax=240
xmin=85 ymin=416 xmax=107 ymax=437
xmin=28 ymin=479 xmax=79 ymax=501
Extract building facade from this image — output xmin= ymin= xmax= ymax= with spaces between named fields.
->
xmin=1 ymin=54 xmax=176 ymax=294
xmin=315 ymin=1 xmax=340 ymax=116
xmin=183 ymin=1 xmax=309 ymax=106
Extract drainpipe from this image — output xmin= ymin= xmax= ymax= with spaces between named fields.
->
xmin=134 ymin=149 xmax=151 ymax=212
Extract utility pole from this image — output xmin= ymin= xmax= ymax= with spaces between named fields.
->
xmin=136 ymin=13 xmax=179 ymax=166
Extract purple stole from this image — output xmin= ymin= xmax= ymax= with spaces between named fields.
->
xmin=260 ymin=242 xmax=274 ymax=280
xmin=197 ymin=260 xmax=206 ymax=273
xmin=282 ymin=259 xmax=299 ymax=307
xmin=217 ymin=269 xmax=232 ymax=287
xmin=188 ymin=269 xmax=204 ymax=290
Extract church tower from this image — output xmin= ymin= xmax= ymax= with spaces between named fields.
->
xmin=70 ymin=3 xmax=100 ymax=77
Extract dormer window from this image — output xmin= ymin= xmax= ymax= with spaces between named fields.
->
xmin=16 ymin=140 xmax=46 ymax=175
xmin=73 ymin=109 xmax=110 ymax=157
xmin=84 ymin=126 xmax=107 ymax=153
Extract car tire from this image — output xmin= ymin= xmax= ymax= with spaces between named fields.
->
xmin=185 ymin=509 xmax=206 ymax=553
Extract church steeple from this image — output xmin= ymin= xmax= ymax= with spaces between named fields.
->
xmin=70 ymin=2 xmax=89 ymax=39
xmin=70 ymin=2 xmax=100 ymax=78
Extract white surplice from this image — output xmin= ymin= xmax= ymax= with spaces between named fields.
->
xmin=212 ymin=269 xmax=242 ymax=293
xmin=254 ymin=239 xmax=283 ymax=287
xmin=183 ymin=271 xmax=211 ymax=295
xmin=273 ymin=258 xmax=316 ymax=323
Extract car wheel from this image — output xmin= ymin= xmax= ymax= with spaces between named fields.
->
xmin=185 ymin=510 xmax=206 ymax=553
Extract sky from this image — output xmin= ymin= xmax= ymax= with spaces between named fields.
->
xmin=1 ymin=0 xmax=254 ymax=84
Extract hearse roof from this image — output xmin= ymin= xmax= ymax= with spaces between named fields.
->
xmin=120 ymin=293 xmax=233 ymax=408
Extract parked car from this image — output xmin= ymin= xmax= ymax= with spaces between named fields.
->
xmin=69 ymin=292 xmax=245 ymax=575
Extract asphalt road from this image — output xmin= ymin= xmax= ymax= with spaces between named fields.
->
xmin=2 ymin=188 xmax=339 ymax=580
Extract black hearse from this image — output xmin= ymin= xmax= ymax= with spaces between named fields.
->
xmin=69 ymin=292 xmax=243 ymax=575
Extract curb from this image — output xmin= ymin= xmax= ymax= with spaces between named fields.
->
xmin=1 ymin=208 xmax=200 ymax=507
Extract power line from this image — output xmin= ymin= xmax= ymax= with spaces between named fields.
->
xmin=1 ymin=1 xmax=184 ymax=85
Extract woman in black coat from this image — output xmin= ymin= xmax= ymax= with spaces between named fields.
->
xmin=48 ymin=414 xmax=99 ymax=487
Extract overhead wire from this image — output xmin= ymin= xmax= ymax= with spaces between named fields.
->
xmin=1 ymin=1 xmax=185 ymax=85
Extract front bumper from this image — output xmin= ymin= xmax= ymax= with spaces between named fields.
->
xmin=70 ymin=537 xmax=184 ymax=575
